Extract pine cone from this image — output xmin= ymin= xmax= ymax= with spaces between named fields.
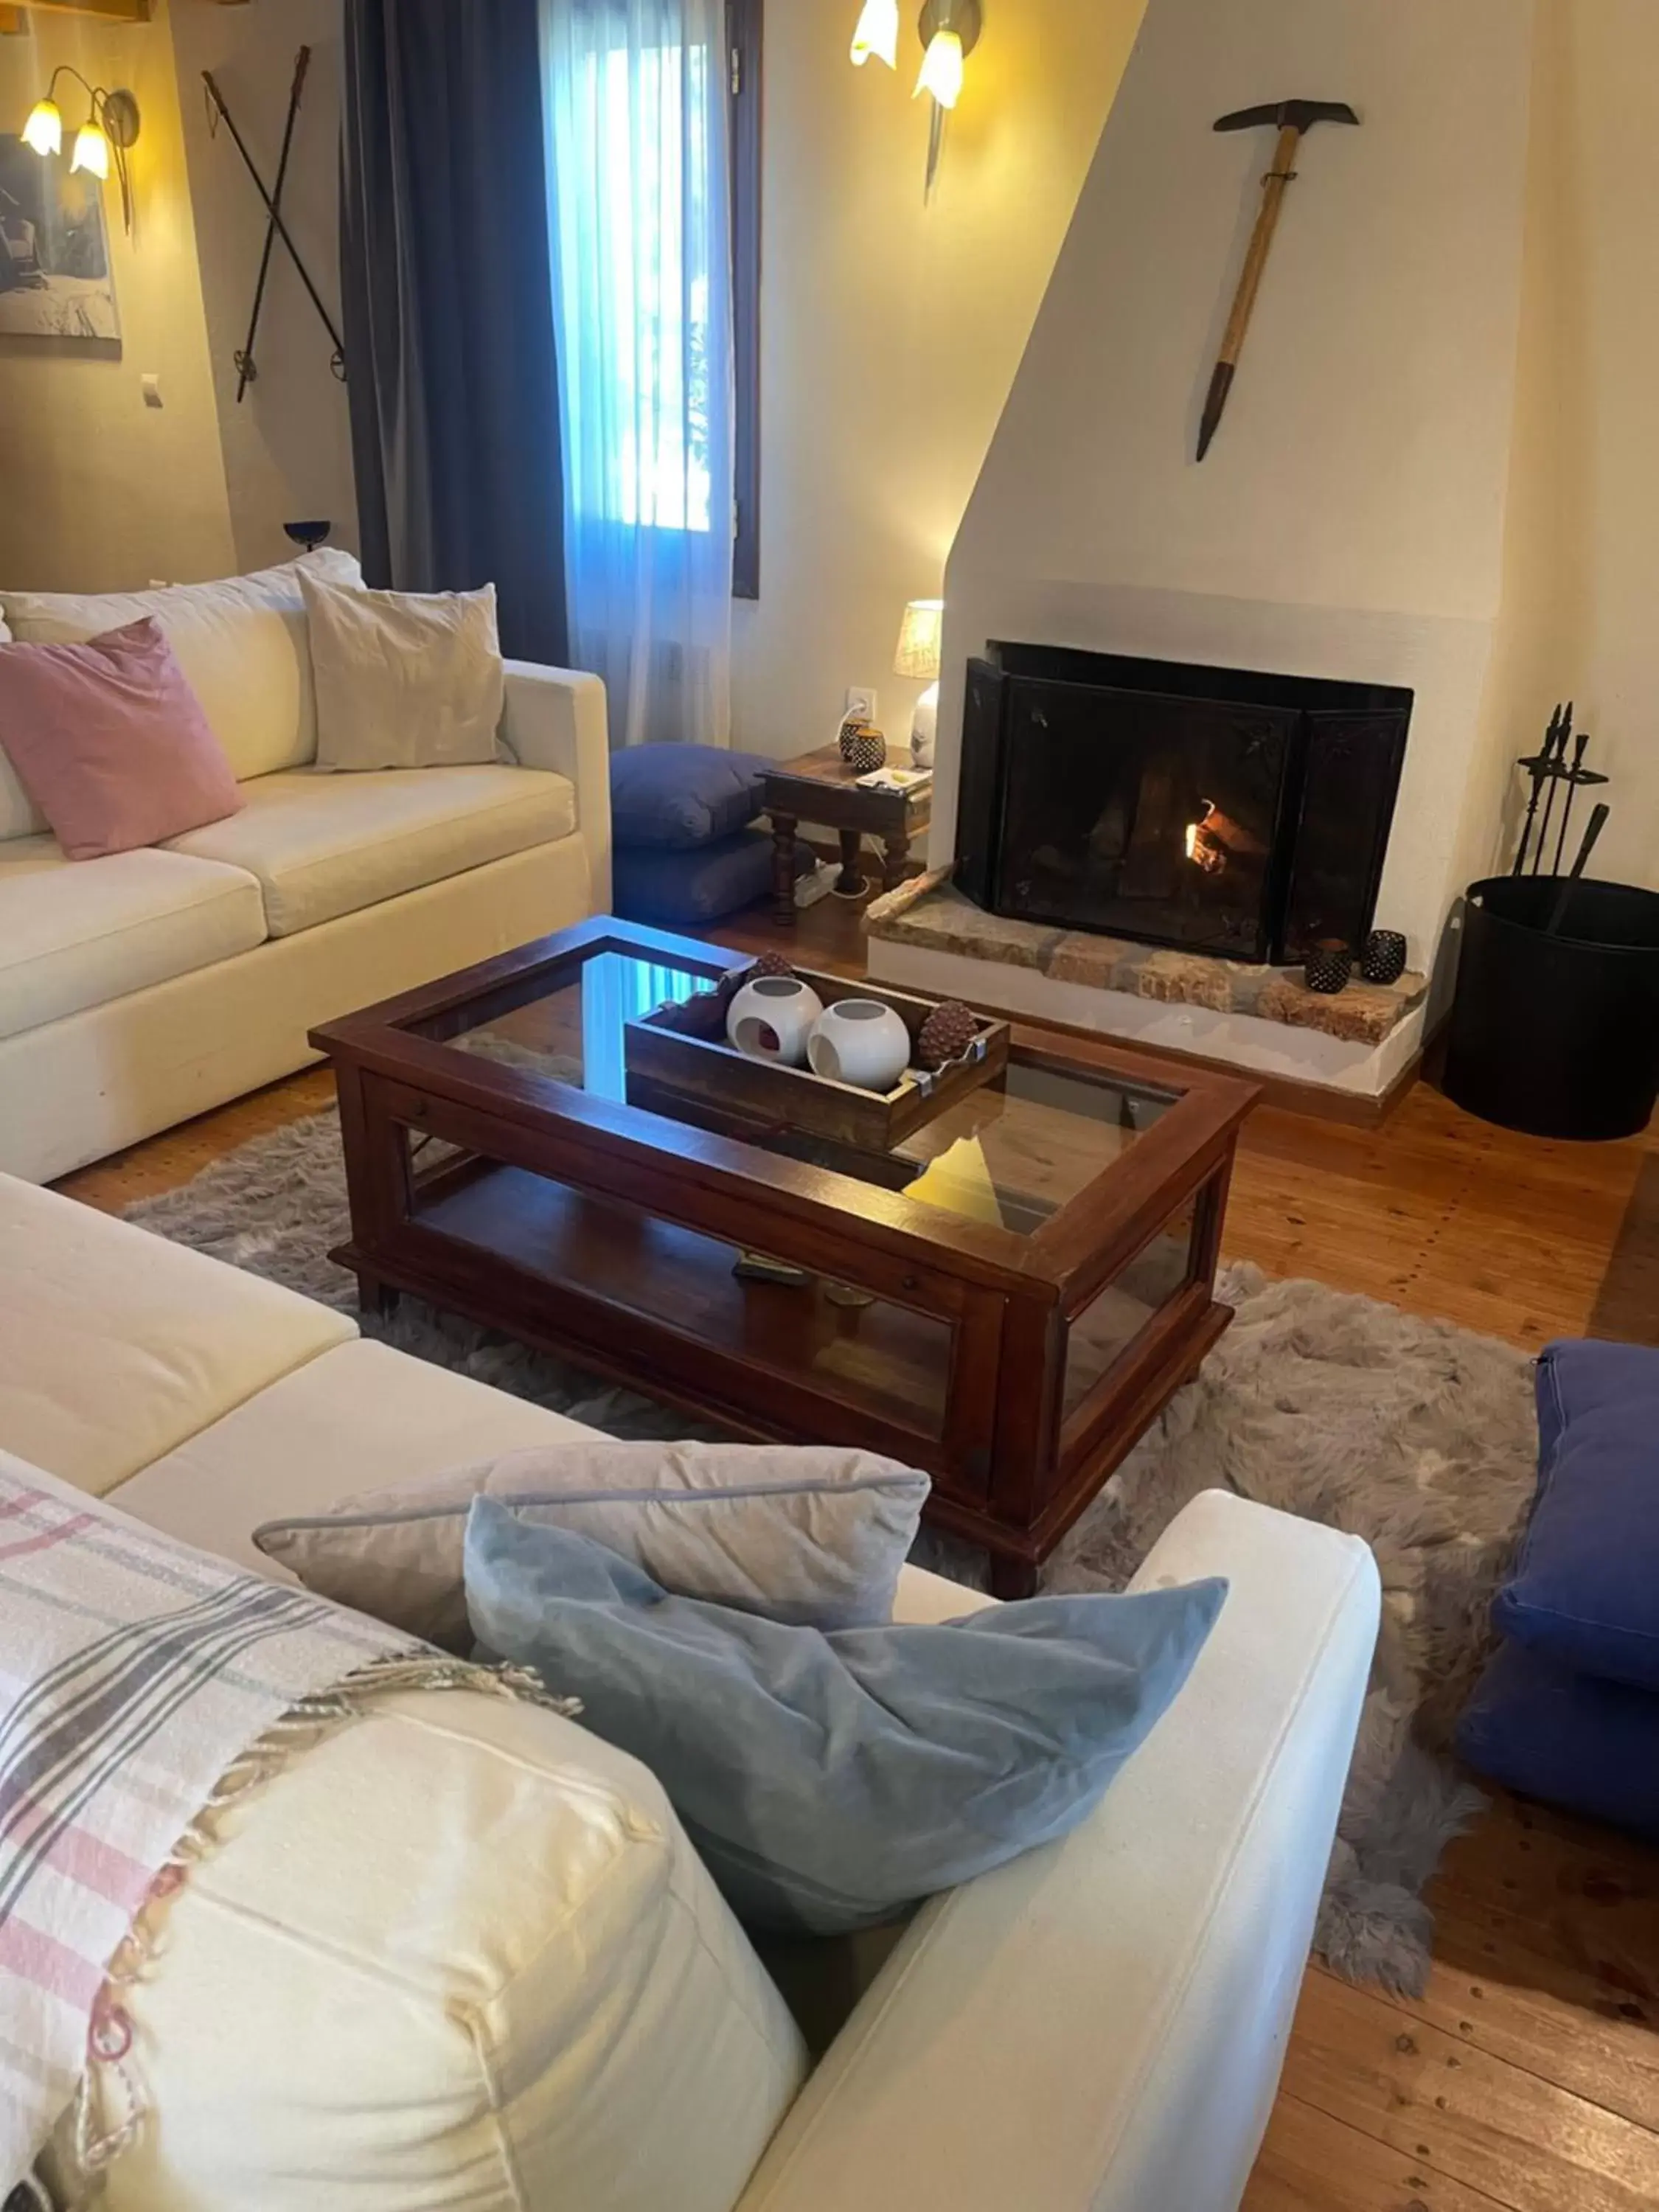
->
xmin=745 ymin=951 xmax=796 ymax=985
xmin=657 ymin=991 xmax=726 ymax=1038
xmin=917 ymin=1000 xmax=979 ymax=1070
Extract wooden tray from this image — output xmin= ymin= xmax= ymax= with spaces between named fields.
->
xmin=623 ymin=968 xmax=1009 ymax=1150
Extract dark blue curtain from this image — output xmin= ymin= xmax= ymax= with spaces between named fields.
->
xmin=340 ymin=0 xmax=569 ymax=666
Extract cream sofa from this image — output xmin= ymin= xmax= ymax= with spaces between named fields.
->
xmin=0 ymin=1172 xmax=1380 ymax=2212
xmin=0 ymin=557 xmax=611 ymax=1186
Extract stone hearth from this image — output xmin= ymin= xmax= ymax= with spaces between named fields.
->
xmin=869 ymin=874 xmax=1425 ymax=1047
xmin=867 ymin=872 xmax=1428 ymax=1099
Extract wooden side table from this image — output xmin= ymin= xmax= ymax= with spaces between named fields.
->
xmin=761 ymin=745 xmax=932 ymax=931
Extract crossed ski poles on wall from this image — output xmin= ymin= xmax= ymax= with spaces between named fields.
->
xmin=204 ymin=47 xmax=347 ymax=400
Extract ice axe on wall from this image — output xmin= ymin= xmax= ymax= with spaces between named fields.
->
xmin=1197 ymin=99 xmax=1360 ymax=462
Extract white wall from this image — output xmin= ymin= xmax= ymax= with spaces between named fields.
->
xmin=933 ymin=0 xmax=1537 ymax=968
xmin=169 ymin=0 xmax=355 ymax=574
xmin=731 ymin=0 xmax=1144 ymax=759
xmin=0 ymin=0 xmax=234 ymax=591
xmin=1462 ymin=0 xmax=1659 ymax=895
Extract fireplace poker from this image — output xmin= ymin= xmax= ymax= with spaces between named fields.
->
xmin=1531 ymin=703 xmax=1573 ymax=877
xmin=1551 ymin=727 xmax=1607 ymax=878
xmin=1197 ymin=100 xmax=1360 ymax=462
xmin=233 ymin=47 xmax=311 ymax=403
xmin=1513 ymin=703 xmax=1563 ymax=876
xmin=1545 ymin=803 xmax=1610 ymax=936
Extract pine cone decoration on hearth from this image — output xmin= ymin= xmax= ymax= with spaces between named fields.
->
xmin=917 ymin=1000 xmax=979 ymax=1071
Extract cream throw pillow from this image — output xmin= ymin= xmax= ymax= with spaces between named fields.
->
xmin=299 ymin=571 xmax=505 ymax=771
xmin=254 ymin=1442 xmax=932 ymax=1650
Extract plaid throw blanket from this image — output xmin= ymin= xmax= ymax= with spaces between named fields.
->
xmin=0 ymin=1459 xmax=558 ymax=2203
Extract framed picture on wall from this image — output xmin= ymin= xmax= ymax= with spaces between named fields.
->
xmin=0 ymin=133 xmax=119 ymax=342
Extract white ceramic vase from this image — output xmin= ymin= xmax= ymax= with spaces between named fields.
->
xmin=807 ymin=998 xmax=914 ymax=1092
xmin=726 ymin=975 xmax=824 ymax=1067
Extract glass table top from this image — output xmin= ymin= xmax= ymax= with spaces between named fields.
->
xmin=420 ymin=946 xmax=1177 ymax=1237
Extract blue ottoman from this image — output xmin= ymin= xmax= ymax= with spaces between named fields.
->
xmin=610 ymin=745 xmax=790 ymax=925
xmin=611 ymin=745 xmax=773 ymax=849
xmin=1458 ymin=1639 xmax=1659 ymax=1843
xmin=1457 ymin=1339 xmax=1659 ymax=1835
xmin=613 ymin=829 xmax=813 ymax=928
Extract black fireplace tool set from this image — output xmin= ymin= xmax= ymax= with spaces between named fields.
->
xmin=1512 ymin=703 xmax=1611 ymax=888
xmin=1299 ymin=700 xmax=1617 ymax=995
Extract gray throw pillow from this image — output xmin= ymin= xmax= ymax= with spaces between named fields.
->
xmin=465 ymin=1498 xmax=1226 ymax=1936
xmin=254 ymin=1442 xmax=930 ymax=1649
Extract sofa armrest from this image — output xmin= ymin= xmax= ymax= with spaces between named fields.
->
xmin=499 ymin=661 xmax=612 ymax=911
xmin=735 ymin=1493 xmax=1380 ymax=2212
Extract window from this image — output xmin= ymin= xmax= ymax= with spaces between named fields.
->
xmin=546 ymin=0 xmax=761 ymax=596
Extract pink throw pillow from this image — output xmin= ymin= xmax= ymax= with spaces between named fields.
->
xmin=0 ymin=617 xmax=243 ymax=860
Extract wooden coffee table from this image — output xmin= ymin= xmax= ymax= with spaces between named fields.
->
xmin=762 ymin=745 xmax=931 ymax=928
xmin=312 ymin=917 xmax=1259 ymax=1594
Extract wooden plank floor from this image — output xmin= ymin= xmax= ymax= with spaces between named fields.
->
xmin=57 ymin=892 xmax=1659 ymax=2212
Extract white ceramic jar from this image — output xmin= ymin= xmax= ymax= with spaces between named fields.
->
xmin=807 ymin=998 xmax=914 ymax=1092
xmin=726 ymin=975 xmax=824 ymax=1066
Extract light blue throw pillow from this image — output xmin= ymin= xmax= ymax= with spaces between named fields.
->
xmin=465 ymin=1498 xmax=1225 ymax=1936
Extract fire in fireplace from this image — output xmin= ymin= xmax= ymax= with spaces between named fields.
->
xmin=956 ymin=644 xmax=1411 ymax=966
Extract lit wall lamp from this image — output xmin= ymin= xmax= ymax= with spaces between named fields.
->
xmin=849 ymin=0 xmax=900 ymax=69
xmin=22 ymin=68 xmax=142 ymax=234
xmin=850 ymin=1 xmax=982 ymax=198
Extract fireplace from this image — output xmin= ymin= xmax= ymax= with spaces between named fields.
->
xmin=955 ymin=644 xmax=1412 ymax=966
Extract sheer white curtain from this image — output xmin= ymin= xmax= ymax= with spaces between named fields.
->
xmin=543 ymin=0 xmax=735 ymax=750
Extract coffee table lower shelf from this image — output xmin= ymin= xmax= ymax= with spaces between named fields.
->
xmin=330 ymin=1157 xmax=1234 ymax=1597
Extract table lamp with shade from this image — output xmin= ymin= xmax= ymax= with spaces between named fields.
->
xmin=894 ymin=599 xmax=944 ymax=767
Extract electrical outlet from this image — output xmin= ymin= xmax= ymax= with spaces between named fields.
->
xmin=844 ymin=685 xmax=879 ymax=726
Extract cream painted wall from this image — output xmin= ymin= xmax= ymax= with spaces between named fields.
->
xmin=932 ymin=0 xmax=1537 ymax=973
xmin=169 ymin=0 xmax=356 ymax=574
xmin=1455 ymin=0 xmax=1659 ymax=897
xmin=0 ymin=0 xmax=234 ymax=591
xmin=731 ymin=0 xmax=1145 ymax=759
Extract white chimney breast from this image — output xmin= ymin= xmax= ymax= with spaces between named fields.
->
xmin=931 ymin=0 xmax=1536 ymax=970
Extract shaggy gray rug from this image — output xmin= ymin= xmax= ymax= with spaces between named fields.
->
xmin=125 ymin=1109 xmax=1540 ymax=1995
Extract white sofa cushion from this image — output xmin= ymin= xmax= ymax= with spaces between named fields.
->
xmin=0 ymin=550 xmax=362 ymax=783
xmin=0 ymin=601 xmax=46 ymax=843
xmin=111 ymin=1339 xmax=607 ymax=1577
xmin=0 ymin=743 xmax=46 ymax=844
xmin=0 ymin=1175 xmax=356 ymax=1495
xmin=164 ymin=764 xmax=578 ymax=937
xmin=0 ymin=839 xmax=266 ymax=1042
xmin=49 ymin=1675 xmax=806 ymax=2212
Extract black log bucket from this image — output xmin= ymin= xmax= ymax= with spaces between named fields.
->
xmin=1443 ymin=876 xmax=1659 ymax=1141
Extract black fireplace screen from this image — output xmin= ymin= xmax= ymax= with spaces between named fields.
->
xmin=956 ymin=644 xmax=1411 ymax=966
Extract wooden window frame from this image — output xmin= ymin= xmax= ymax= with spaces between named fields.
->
xmin=728 ymin=0 xmax=762 ymax=599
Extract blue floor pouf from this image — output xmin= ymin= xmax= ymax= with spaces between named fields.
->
xmin=1458 ymin=1338 xmax=1659 ymax=1837
xmin=613 ymin=828 xmax=813 ymax=928
xmin=1458 ymin=1638 xmax=1659 ymax=1842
